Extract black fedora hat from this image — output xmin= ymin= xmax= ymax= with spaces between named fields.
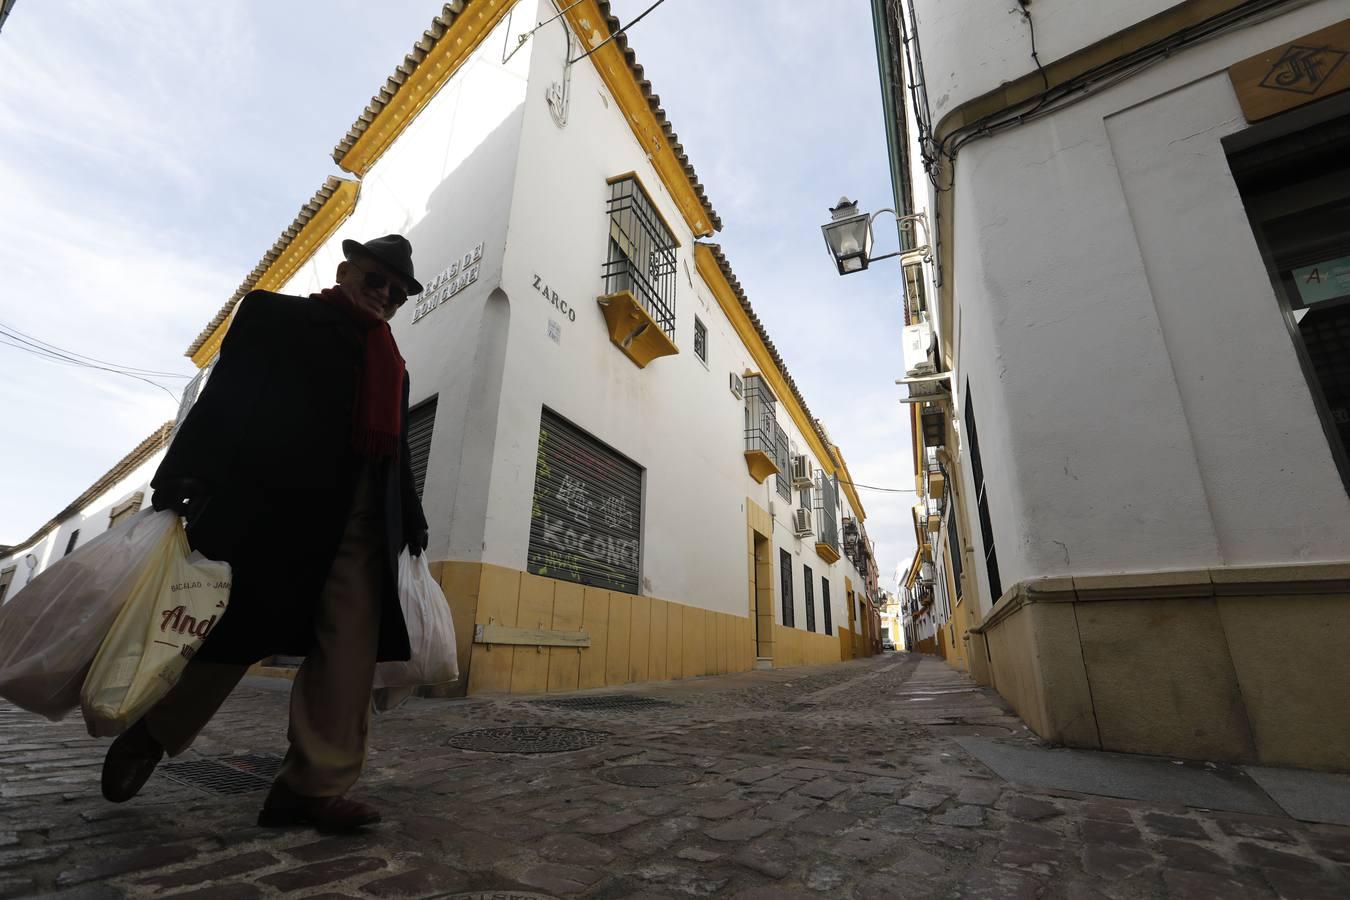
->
xmin=342 ymin=235 xmax=423 ymax=295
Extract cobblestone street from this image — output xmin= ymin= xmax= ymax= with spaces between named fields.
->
xmin=2 ymin=653 xmax=1348 ymax=899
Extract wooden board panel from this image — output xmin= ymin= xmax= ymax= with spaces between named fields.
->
xmin=605 ymin=591 xmax=632 ymax=685
xmin=436 ymin=561 xmax=481 ymax=698
xmin=509 ymin=574 xmax=555 ymax=694
xmin=682 ymin=605 xmax=702 ymax=678
xmin=716 ymin=613 xmax=729 ymax=675
xmin=579 ymin=587 xmax=611 ymax=689
xmin=666 ymin=600 xmax=683 ymax=679
xmin=548 ymin=581 xmax=584 ymax=693
xmin=704 ymin=609 xmax=717 ymax=675
xmin=648 ymin=598 xmax=669 ymax=681
xmin=628 ymin=593 xmax=651 ymax=684
xmin=466 ymin=565 xmax=520 ymax=695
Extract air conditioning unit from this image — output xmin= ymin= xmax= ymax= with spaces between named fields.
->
xmin=729 ymin=372 xmax=743 ymax=399
xmin=793 ymin=507 xmax=813 ymax=537
xmin=902 ymin=321 xmax=935 ymax=377
xmin=790 ymin=454 xmax=812 ymax=487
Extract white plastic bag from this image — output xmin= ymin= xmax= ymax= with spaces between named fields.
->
xmin=0 ymin=510 xmax=179 ymax=721
xmin=373 ymin=551 xmax=458 ymax=695
xmin=80 ymin=519 xmax=231 ymax=737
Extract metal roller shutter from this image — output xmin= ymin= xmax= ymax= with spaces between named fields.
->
xmin=407 ymin=397 xmax=437 ymax=501
xmin=527 ymin=408 xmax=643 ymax=594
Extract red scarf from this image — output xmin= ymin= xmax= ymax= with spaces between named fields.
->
xmin=312 ymin=286 xmax=405 ymax=459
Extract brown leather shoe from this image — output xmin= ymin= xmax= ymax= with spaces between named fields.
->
xmin=257 ymin=782 xmax=381 ymax=833
xmin=101 ymin=719 xmax=164 ymax=803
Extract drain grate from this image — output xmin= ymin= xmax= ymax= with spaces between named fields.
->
xmin=539 ymin=694 xmax=675 ymax=712
xmin=599 ymin=764 xmax=699 ymax=787
xmin=160 ymin=754 xmax=283 ymax=795
xmin=446 ymin=726 xmax=608 ymax=754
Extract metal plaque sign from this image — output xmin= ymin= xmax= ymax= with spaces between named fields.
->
xmin=412 ymin=242 xmax=484 ymax=323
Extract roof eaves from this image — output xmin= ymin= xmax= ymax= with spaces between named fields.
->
xmin=698 ymin=241 xmax=839 ymax=469
xmin=184 ymin=176 xmax=349 ymax=359
xmin=2 ymin=421 xmax=174 ymax=556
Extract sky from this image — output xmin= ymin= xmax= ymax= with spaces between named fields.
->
xmin=0 ymin=0 xmax=917 ymax=588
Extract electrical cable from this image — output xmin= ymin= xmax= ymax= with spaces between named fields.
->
xmin=0 ymin=334 xmax=184 ymax=404
xmin=834 ymin=478 xmax=920 ymax=495
xmin=0 ymin=321 xmax=191 ymax=378
xmin=568 ymin=0 xmax=669 ymax=64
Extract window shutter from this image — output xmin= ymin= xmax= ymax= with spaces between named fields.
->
xmin=407 ymin=397 xmax=438 ymax=501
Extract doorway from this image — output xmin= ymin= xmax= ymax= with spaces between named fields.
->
xmin=753 ymin=533 xmax=773 ymax=662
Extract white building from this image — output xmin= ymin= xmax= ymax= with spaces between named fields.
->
xmin=874 ymin=0 xmax=1350 ymax=769
xmin=173 ymin=0 xmax=883 ymax=693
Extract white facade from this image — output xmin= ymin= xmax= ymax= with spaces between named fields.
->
xmin=900 ymin=0 xmax=1350 ymax=619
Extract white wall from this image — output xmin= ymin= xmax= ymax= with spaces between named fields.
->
xmin=941 ymin=0 xmax=1350 ymax=607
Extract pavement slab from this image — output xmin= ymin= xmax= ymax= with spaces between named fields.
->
xmin=0 ymin=653 xmax=1343 ymax=899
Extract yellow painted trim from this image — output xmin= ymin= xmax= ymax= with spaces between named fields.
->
xmin=596 ymin=290 xmax=680 ymax=368
xmin=190 ymin=179 xmax=361 ymax=368
xmin=815 ymin=542 xmax=842 ymax=565
xmin=606 ymin=172 xmax=683 ymax=248
xmin=336 ymin=0 xmax=515 ymax=176
xmin=695 ymin=244 xmax=838 ymax=480
xmin=565 ymin=2 xmax=713 ymax=237
xmin=743 ymin=449 xmax=779 ymax=484
xmin=833 ymin=445 xmax=868 ymax=523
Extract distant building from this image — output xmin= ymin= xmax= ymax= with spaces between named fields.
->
xmin=874 ymin=0 xmax=1350 ymax=770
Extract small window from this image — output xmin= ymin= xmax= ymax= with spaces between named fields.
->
xmin=821 ymin=576 xmax=833 ymax=635
xmin=774 ymin=423 xmax=791 ymax=501
xmin=604 ymin=175 xmax=678 ymax=338
xmin=779 ymin=548 xmax=795 ymax=627
xmin=0 ymin=566 xmax=14 ymax=604
xmin=804 ymin=564 xmax=816 ymax=632
xmin=108 ymin=492 xmax=144 ymax=531
xmin=965 ymin=387 xmax=1001 ymax=602
xmin=693 ymin=316 xmax=708 ymax=364
xmin=64 ymin=529 xmax=80 ymax=557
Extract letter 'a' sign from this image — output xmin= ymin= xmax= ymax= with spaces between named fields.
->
xmin=527 ymin=408 xmax=643 ymax=594
xmin=1229 ymin=19 xmax=1350 ymax=122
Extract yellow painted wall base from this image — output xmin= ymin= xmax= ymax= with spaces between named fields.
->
xmin=973 ymin=565 xmax=1350 ymax=772
xmin=771 ymin=624 xmax=843 ymax=668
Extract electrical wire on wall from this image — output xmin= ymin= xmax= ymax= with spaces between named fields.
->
xmin=0 ymin=319 xmax=188 ymax=404
xmin=568 ymin=0 xmax=670 ymax=64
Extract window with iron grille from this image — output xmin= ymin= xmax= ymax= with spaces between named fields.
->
xmin=946 ymin=492 xmax=964 ymax=601
xmin=964 ymin=387 xmax=1001 ymax=602
xmin=803 ymin=564 xmax=816 ymax=632
xmin=693 ymin=316 xmax=707 ymax=364
xmin=0 ymin=566 xmax=14 ymax=604
xmin=813 ymin=471 xmax=840 ymax=556
xmin=744 ymin=374 xmax=777 ymax=459
xmin=774 ymin=422 xmax=791 ymax=501
xmin=603 ymin=176 xmax=678 ymax=339
xmin=108 ymin=492 xmax=143 ymax=531
xmin=821 ymin=577 xmax=833 ymax=635
xmin=780 ymin=548 xmax=794 ymax=627
xmin=407 ymin=396 xmax=438 ymax=501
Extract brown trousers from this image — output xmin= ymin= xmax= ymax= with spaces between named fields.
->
xmin=145 ymin=471 xmax=385 ymax=798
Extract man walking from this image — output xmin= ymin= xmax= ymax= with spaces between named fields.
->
xmin=101 ymin=235 xmax=429 ymax=833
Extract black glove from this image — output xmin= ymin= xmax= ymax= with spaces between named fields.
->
xmin=151 ymin=477 xmax=210 ymax=521
xmin=407 ymin=527 xmax=429 ymax=558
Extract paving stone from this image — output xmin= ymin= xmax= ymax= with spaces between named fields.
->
xmin=731 ymin=837 xmax=794 ymax=878
xmin=916 ymin=827 xmax=982 ymax=851
xmin=539 ymin=832 xmax=616 ymax=865
xmin=137 ymin=851 xmax=280 ymax=889
xmin=1217 ymin=818 xmax=1297 ymax=843
xmin=532 ymin=802 xmax=597 ymax=824
xmin=621 ymin=816 xmax=701 ymax=851
xmin=55 ymin=843 xmax=198 ymax=887
xmin=1235 ymin=842 xmax=1323 ymax=874
xmin=636 ymin=796 xmax=688 ymax=817
xmin=731 ymin=887 xmax=818 ymax=900
xmin=360 ymin=863 xmax=472 ymax=897
xmin=27 ymin=885 xmax=128 ymax=900
xmin=874 ymin=803 xmax=928 ymax=834
xmin=831 ymin=832 xmax=899 ymax=863
xmin=1003 ymin=821 xmax=1063 ymax=849
xmin=0 ymin=878 xmax=35 ymax=900
xmin=1080 ymin=845 xmax=1154 ymax=879
xmin=859 ymin=777 xmax=904 ymax=796
xmin=994 ymin=841 xmax=1062 ymax=876
xmin=1155 ymin=839 xmax=1232 ymax=876
xmin=756 ymin=798 xmax=820 ymax=822
xmin=852 ymin=874 xmax=932 ymax=899
xmin=1142 ymin=812 xmax=1209 ymax=840
xmin=729 ymin=767 xmax=779 ymax=785
xmin=520 ymin=862 xmax=604 ymax=894
xmin=1162 ymin=868 xmax=1262 ymax=900
xmin=1311 ymin=832 xmax=1350 ymax=863
xmin=689 ymin=798 xmax=753 ymax=820
xmin=0 ymin=845 xmax=69 ymax=869
xmin=898 ymin=790 xmax=947 ymax=811
xmin=256 ymin=856 xmax=386 ymax=892
xmin=284 ymin=836 xmax=370 ymax=862
xmin=890 ymin=846 xmax=946 ymax=877
xmin=798 ymin=779 xmax=850 ymax=801
xmin=1064 ymin=881 xmax=1111 ymax=900
xmin=166 ymin=889 xmax=265 ymax=900
xmin=635 ymin=862 xmax=731 ymax=896
xmin=956 ymin=784 xmax=1002 ymax=807
xmin=574 ymin=811 xmax=648 ymax=835
xmin=1004 ymin=796 xmax=1062 ymax=822
xmin=954 ymin=865 xmax=1042 ymax=900
xmin=742 ymin=776 xmax=799 ymax=797
xmin=706 ymin=819 xmax=776 ymax=842
xmin=1079 ymin=819 xmax=1144 ymax=848
xmin=1080 ymin=801 xmax=1134 ymax=823
xmin=1260 ymin=868 xmax=1350 ymax=900
xmin=676 ymin=846 xmax=723 ymax=862
xmin=934 ymin=805 xmax=985 ymax=828
xmin=792 ymin=811 xmax=858 ymax=837
xmin=805 ymin=864 xmax=847 ymax=892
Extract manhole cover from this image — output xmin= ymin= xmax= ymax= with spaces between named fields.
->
xmin=446 ymin=726 xmax=608 ymax=754
xmin=161 ymin=754 xmax=284 ymax=795
xmin=599 ymin=764 xmax=698 ymax=787
xmin=539 ymin=694 xmax=675 ymax=712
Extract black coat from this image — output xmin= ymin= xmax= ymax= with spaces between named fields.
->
xmin=153 ymin=290 xmax=428 ymax=665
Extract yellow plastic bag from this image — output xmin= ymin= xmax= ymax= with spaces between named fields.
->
xmin=80 ymin=515 xmax=231 ymax=737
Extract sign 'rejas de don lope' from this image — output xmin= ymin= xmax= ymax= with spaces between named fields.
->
xmin=412 ymin=242 xmax=484 ymax=324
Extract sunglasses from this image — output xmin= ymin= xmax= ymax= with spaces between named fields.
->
xmin=354 ymin=262 xmax=408 ymax=305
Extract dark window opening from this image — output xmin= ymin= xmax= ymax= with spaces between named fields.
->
xmin=694 ymin=316 xmax=708 ymax=363
xmin=64 ymin=529 xmax=80 ymax=557
xmin=965 ymin=389 xmax=1001 ymax=602
xmin=407 ymin=396 xmax=438 ymax=501
xmin=804 ymin=564 xmax=816 ymax=632
xmin=946 ymin=489 xmax=964 ymax=601
xmin=780 ymin=548 xmax=794 ymax=627
xmin=821 ymin=577 xmax=833 ymax=635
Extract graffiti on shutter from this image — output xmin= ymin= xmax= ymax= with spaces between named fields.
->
xmin=528 ymin=408 xmax=643 ymax=593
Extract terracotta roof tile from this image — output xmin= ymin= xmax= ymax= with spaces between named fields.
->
xmin=184 ymin=176 xmax=349 ymax=359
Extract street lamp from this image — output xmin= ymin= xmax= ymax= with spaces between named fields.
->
xmin=820 ymin=197 xmax=931 ymax=275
